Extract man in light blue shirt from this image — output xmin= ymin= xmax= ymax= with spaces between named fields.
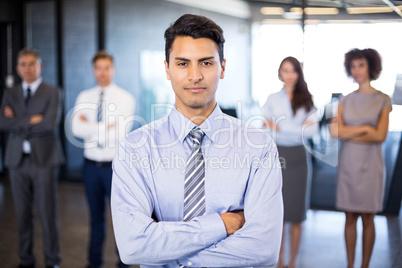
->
xmin=111 ymin=14 xmax=283 ymax=268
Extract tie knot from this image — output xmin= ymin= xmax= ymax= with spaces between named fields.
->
xmin=189 ymin=128 xmax=204 ymax=145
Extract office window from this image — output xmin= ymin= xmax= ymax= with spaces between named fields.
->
xmin=252 ymin=21 xmax=402 ymax=112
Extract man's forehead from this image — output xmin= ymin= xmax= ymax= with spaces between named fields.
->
xmin=172 ymin=36 xmax=217 ymax=49
xmin=171 ymin=37 xmax=219 ymax=59
xmin=18 ymin=55 xmax=38 ymax=63
xmin=94 ymin=58 xmax=113 ymax=65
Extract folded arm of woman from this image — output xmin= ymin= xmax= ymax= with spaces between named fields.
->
xmin=329 ymin=104 xmax=370 ymax=140
xmin=350 ymin=106 xmax=391 ymax=144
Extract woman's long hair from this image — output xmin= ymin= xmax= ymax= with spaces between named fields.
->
xmin=279 ymin=56 xmax=314 ymax=114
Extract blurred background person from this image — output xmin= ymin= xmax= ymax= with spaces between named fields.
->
xmin=0 ymin=48 xmax=64 ymax=268
xmin=71 ymin=50 xmax=135 ymax=268
xmin=262 ymin=56 xmax=318 ymax=268
xmin=330 ymin=48 xmax=392 ymax=268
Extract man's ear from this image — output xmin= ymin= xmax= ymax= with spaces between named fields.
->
xmin=164 ymin=60 xmax=171 ymax=81
xmin=220 ymin=59 xmax=226 ymax=79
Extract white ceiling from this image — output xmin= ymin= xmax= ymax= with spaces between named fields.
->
xmin=244 ymin=0 xmax=402 ymax=8
xmin=164 ymin=0 xmax=402 ymax=19
xmin=245 ymin=0 xmax=402 ymax=20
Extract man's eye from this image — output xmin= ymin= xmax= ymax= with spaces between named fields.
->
xmin=177 ymin=62 xmax=187 ymax=66
xmin=201 ymin=61 xmax=212 ymax=66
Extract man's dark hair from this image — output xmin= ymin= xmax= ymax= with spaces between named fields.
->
xmin=92 ymin=50 xmax=114 ymax=64
xmin=18 ymin=48 xmax=42 ymax=64
xmin=344 ymin=48 xmax=382 ymax=81
xmin=164 ymin=14 xmax=225 ymax=65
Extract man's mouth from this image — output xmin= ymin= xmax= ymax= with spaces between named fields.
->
xmin=185 ymin=87 xmax=206 ymax=93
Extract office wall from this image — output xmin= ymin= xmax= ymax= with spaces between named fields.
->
xmin=62 ymin=0 xmax=97 ymax=176
xmin=25 ymin=0 xmax=97 ymax=178
xmin=25 ymin=0 xmax=252 ymax=180
xmin=26 ymin=1 xmax=58 ymax=86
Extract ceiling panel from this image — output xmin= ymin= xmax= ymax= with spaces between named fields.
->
xmin=244 ymin=0 xmax=402 ymax=8
xmin=246 ymin=0 xmax=402 ymax=21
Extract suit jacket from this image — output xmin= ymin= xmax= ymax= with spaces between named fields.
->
xmin=0 ymin=82 xmax=65 ymax=168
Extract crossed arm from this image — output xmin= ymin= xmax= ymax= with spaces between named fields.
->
xmin=3 ymin=105 xmax=42 ymax=125
xmin=71 ymin=93 xmax=135 ymax=146
xmin=0 ymin=89 xmax=60 ymax=132
xmin=264 ymin=117 xmax=318 ymax=138
xmin=329 ymin=104 xmax=391 ymax=143
xmin=111 ymin=141 xmax=283 ymax=267
xmin=70 ymin=94 xmax=112 ymax=141
xmin=220 ymin=211 xmax=245 ymax=235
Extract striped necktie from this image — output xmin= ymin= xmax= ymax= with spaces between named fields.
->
xmin=183 ymin=127 xmax=206 ymax=222
xmin=97 ymin=91 xmax=104 ymax=122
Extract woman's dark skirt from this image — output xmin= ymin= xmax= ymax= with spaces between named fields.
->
xmin=277 ymin=145 xmax=310 ymax=223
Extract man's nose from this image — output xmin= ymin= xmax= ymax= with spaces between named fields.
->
xmin=187 ymin=65 xmax=202 ymax=81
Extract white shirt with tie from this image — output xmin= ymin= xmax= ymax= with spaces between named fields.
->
xmin=71 ymin=83 xmax=136 ymax=162
xmin=22 ymin=77 xmax=42 ymax=154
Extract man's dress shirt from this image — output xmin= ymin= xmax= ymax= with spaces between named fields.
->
xmin=111 ymin=104 xmax=283 ymax=268
xmin=71 ymin=83 xmax=135 ymax=162
xmin=22 ymin=77 xmax=42 ymax=153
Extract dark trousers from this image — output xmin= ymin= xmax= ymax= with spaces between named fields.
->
xmin=83 ymin=159 xmax=129 ymax=268
xmin=9 ymin=155 xmax=61 ymax=266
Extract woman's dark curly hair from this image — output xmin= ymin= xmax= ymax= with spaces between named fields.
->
xmin=279 ymin=56 xmax=314 ymax=115
xmin=344 ymin=48 xmax=382 ymax=81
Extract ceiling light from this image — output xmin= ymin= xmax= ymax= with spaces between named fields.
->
xmin=305 ymin=7 xmax=339 ymax=15
xmin=260 ymin=7 xmax=285 ymax=15
xmin=289 ymin=7 xmax=303 ymax=14
xmin=262 ymin=19 xmax=299 ymax=24
xmin=290 ymin=7 xmax=339 ymax=15
xmin=346 ymin=7 xmax=393 ymax=14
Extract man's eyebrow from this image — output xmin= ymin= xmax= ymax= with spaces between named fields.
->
xmin=174 ymin=56 xmax=215 ymax=62
xmin=174 ymin=57 xmax=190 ymax=62
xmin=198 ymin=57 xmax=215 ymax=62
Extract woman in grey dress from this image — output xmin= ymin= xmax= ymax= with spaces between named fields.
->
xmin=330 ymin=48 xmax=392 ymax=268
xmin=263 ymin=57 xmax=318 ymax=268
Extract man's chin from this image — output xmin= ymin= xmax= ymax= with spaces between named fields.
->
xmin=187 ymin=100 xmax=216 ymax=111
xmin=185 ymin=100 xmax=210 ymax=109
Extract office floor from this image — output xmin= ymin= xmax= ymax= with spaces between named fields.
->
xmin=0 ymin=177 xmax=401 ymax=268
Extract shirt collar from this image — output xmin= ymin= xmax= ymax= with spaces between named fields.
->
xmin=169 ymin=104 xmax=224 ymax=144
xmin=22 ymin=77 xmax=42 ymax=94
xmin=98 ymin=83 xmax=115 ymax=93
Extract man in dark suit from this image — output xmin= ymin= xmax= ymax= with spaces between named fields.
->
xmin=0 ymin=48 xmax=64 ymax=268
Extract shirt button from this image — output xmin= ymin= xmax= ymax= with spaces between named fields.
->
xmin=187 ymin=261 xmax=192 ymax=266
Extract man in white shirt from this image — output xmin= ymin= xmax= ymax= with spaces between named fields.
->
xmin=71 ymin=50 xmax=135 ymax=268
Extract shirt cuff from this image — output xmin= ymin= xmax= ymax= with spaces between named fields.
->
xmin=197 ymin=212 xmax=227 ymax=246
xmin=179 ymin=213 xmax=227 ymax=267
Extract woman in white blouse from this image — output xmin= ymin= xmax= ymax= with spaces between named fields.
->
xmin=263 ymin=56 xmax=318 ymax=268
